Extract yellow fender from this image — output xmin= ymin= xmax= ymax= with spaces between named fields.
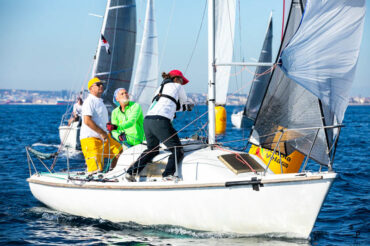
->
xmin=215 ymin=106 xmax=227 ymax=135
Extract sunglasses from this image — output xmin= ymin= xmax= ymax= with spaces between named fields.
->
xmin=94 ymin=82 xmax=104 ymax=87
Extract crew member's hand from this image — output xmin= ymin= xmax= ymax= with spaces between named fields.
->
xmin=186 ymin=103 xmax=194 ymax=111
xmin=100 ymin=132 xmax=108 ymax=141
xmin=106 ymin=122 xmax=118 ymax=132
xmin=118 ymin=133 xmax=126 ymax=142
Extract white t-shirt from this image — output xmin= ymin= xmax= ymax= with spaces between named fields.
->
xmin=80 ymin=94 xmax=108 ymax=140
xmin=146 ymin=82 xmax=188 ymax=121
xmin=73 ymin=103 xmax=82 ymax=117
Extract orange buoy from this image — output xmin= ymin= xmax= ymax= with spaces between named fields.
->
xmin=215 ymin=106 xmax=227 ymax=135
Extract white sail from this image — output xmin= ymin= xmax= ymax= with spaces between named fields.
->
xmin=214 ymin=0 xmax=236 ymax=105
xmin=280 ymin=0 xmax=366 ymax=123
xmin=131 ymin=0 xmax=158 ymax=114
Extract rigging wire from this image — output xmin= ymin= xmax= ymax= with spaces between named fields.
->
xmin=184 ymin=0 xmax=207 ymax=75
xmin=158 ymin=0 xmax=175 ymax=72
xmin=236 ymin=0 xmax=244 ymax=94
xmin=281 ymin=0 xmax=286 ymax=41
xmin=225 ymin=0 xmax=237 ymax=106
xmin=181 ymin=0 xmax=208 ymax=135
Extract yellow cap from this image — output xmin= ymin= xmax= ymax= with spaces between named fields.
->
xmin=88 ymin=77 xmax=101 ymax=90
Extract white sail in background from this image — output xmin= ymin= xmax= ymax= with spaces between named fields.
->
xmin=280 ymin=0 xmax=366 ymax=122
xmin=244 ymin=13 xmax=273 ymax=121
xmin=131 ymin=0 xmax=158 ymax=114
xmin=214 ymin=0 xmax=236 ymax=105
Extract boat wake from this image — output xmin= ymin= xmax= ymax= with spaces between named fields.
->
xmin=26 ymin=206 xmax=310 ymax=245
xmin=31 ymin=142 xmax=83 ymax=159
xmin=32 ymin=142 xmax=59 ymax=148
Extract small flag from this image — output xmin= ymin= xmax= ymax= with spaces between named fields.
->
xmin=101 ymin=34 xmax=111 ymax=55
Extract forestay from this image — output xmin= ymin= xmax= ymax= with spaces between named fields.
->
xmin=93 ymin=0 xmax=137 ymax=109
xmin=214 ymin=0 xmax=236 ymax=105
xmin=131 ymin=0 xmax=158 ymax=114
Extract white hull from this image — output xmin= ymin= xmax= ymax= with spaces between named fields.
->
xmin=231 ymin=111 xmax=243 ymax=128
xmin=59 ymin=122 xmax=80 ymax=150
xmin=231 ymin=111 xmax=253 ymax=129
xmin=28 ymin=145 xmax=335 ymax=239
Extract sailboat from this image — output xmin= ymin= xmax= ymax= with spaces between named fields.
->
xmin=130 ymin=0 xmax=158 ymax=114
xmin=231 ymin=13 xmax=273 ymax=129
xmin=58 ymin=0 xmax=137 ymax=149
xmin=27 ymin=0 xmax=366 ymax=239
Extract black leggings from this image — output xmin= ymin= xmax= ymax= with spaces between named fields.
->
xmin=127 ymin=116 xmax=184 ymax=177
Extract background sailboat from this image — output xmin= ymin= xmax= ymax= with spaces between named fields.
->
xmin=130 ymin=0 xmax=158 ymax=114
xmin=231 ymin=13 xmax=273 ymax=129
xmin=94 ymin=0 xmax=136 ymax=110
xmin=58 ymin=0 xmax=137 ymax=149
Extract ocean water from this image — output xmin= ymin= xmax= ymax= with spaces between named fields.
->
xmin=0 ymin=105 xmax=368 ymax=245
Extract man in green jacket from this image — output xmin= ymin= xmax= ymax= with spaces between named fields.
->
xmin=106 ymin=88 xmax=145 ymax=147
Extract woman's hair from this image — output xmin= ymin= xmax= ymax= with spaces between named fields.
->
xmin=77 ymin=97 xmax=83 ymax=104
xmin=162 ymin=72 xmax=171 ymax=79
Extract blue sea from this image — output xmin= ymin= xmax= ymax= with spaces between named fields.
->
xmin=0 ymin=105 xmax=369 ymax=245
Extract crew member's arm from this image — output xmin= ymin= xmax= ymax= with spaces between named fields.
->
xmin=84 ymin=115 xmax=108 ymax=140
xmin=110 ymin=110 xmax=120 ymax=141
xmin=178 ymin=85 xmax=193 ymax=111
xmin=117 ymin=103 xmax=142 ymax=131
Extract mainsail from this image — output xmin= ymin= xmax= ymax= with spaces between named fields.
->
xmin=214 ymin=0 xmax=236 ymax=105
xmin=243 ymin=14 xmax=273 ymax=121
xmin=92 ymin=0 xmax=137 ymax=109
xmin=131 ymin=0 xmax=158 ymax=114
xmin=250 ymin=0 xmax=365 ymax=166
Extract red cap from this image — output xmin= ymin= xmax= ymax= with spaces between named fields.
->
xmin=169 ymin=70 xmax=189 ymax=85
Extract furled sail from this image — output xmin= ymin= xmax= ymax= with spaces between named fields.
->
xmin=214 ymin=0 xmax=236 ymax=105
xmin=250 ymin=0 xmax=365 ymax=166
xmin=92 ymin=0 xmax=137 ymax=109
xmin=131 ymin=0 xmax=158 ymax=114
xmin=280 ymin=0 xmax=366 ymax=123
xmin=243 ymin=14 xmax=273 ymax=121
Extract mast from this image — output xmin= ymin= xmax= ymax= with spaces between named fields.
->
xmin=208 ymin=0 xmax=216 ymax=145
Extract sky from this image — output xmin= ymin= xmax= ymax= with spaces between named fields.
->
xmin=0 ymin=0 xmax=369 ymax=97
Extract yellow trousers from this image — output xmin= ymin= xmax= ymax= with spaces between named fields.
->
xmin=80 ymin=134 xmax=122 ymax=173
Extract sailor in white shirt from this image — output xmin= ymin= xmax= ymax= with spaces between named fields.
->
xmin=80 ymin=77 xmax=122 ymax=174
xmin=125 ymin=70 xmax=194 ymax=182
xmin=68 ymin=97 xmax=83 ymax=126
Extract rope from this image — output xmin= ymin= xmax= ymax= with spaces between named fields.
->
xmin=158 ymin=0 xmax=175 ymax=71
xmin=222 ymin=63 xmax=278 ymax=101
xmin=214 ymin=144 xmax=256 ymax=173
xmin=281 ymin=0 xmax=286 ymax=41
xmin=184 ymin=0 xmax=207 ymax=74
